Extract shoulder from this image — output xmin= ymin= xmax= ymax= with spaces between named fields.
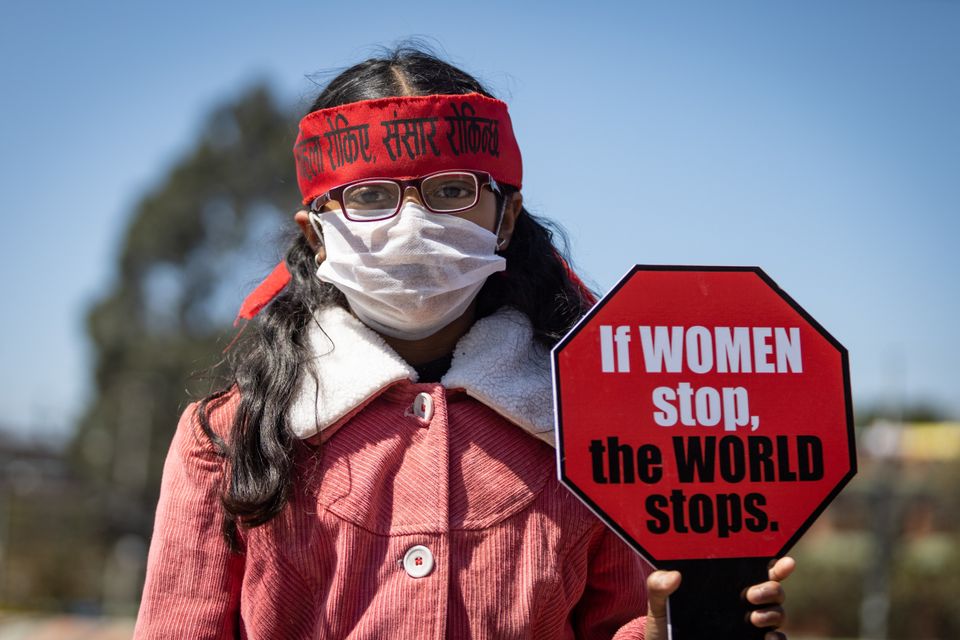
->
xmin=167 ymin=387 xmax=241 ymax=479
xmin=189 ymin=387 xmax=242 ymax=442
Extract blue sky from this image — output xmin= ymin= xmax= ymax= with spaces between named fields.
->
xmin=1 ymin=0 xmax=957 ymax=440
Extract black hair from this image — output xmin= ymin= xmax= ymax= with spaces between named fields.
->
xmin=199 ymin=45 xmax=595 ymax=548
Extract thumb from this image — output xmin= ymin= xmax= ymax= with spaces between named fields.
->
xmin=647 ymin=570 xmax=682 ymax=620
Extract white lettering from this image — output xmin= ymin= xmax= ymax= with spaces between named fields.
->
xmin=686 ymin=326 xmax=713 ymax=374
xmin=715 ymin=327 xmax=752 ymax=373
xmin=775 ymin=327 xmax=803 ymax=373
xmin=599 ymin=325 xmax=632 ymax=372
xmin=694 ymin=386 xmax=721 ymax=426
xmin=650 ymin=383 xmax=757 ymax=431
xmin=599 ymin=325 xmax=614 ymax=372
xmin=639 ymin=326 xmax=683 ymax=373
xmin=614 ymin=326 xmax=631 ymax=372
xmin=677 ymin=382 xmax=696 ymax=426
xmin=722 ymin=387 xmax=751 ymax=431
xmin=652 ymin=386 xmax=678 ymax=426
xmin=635 ymin=325 xmax=803 ymax=374
xmin=752 ymin=327 xmax=775 ymax=373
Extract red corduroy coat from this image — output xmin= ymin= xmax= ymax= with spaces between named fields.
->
xmin=134 ymin=306 xmax=650 ymax=639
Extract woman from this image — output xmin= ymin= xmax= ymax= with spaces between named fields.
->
xmin=134 ymin=47 xmax=792 ymax=639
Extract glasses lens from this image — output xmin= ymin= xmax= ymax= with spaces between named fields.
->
xmin=421 ymin=172 xmax=479 ymax=212
xmin=342 ymin=181 xmax=401 ymax=220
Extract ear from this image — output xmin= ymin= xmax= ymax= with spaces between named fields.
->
xmin=294 ymin=209 xmax=322 ymax=251
xmin=497 ymin=192 xmax=523 ymax=251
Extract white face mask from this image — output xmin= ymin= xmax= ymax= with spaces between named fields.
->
xmin=312 ymin=203 xmax=507 ymax=340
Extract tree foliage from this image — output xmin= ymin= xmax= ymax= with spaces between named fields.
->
xmin=60 ymin=83 xmax=301 ymax=610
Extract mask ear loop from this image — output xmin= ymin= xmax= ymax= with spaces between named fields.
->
xmin=308 ymin=211 xmax=327 ymax=265
xmin=494 ymin=194 xmax=509 ymax=251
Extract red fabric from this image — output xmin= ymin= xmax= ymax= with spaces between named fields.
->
xmin=134 ymin=386 xmax=650 ymax=639
xmin=235 ymin=261 xmax=291 ymax=323
xmin=294 ymin=93 xmax=523 ymax=205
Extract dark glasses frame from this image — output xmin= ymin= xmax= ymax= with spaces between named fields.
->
xmin=309 ymin=170 xmax=501 ymax=222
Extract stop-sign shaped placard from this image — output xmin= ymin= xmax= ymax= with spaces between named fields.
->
xmin=553 ymin=266 xmax=855 ymax=562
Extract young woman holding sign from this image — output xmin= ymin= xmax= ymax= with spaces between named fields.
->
xmin=134 ymin=47 xmax=794 ymax=639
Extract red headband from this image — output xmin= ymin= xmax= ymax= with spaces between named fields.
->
xmin=293 ymin=93 xmax=523 ymax=205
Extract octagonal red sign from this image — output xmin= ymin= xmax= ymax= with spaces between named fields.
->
xmin=552 ymin=266 xmax=855 ymax=562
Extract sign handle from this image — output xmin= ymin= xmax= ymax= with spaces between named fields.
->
xmin=657 ymin=557 xmax=772 ymax=640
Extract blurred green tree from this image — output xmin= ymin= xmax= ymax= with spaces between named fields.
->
xmin=62 ymin=82 xmax=301 ymax=612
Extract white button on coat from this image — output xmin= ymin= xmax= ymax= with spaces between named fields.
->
xmin=402 ymin=545 xmax=434 ymax=578
xmin=412 ymin=392 xmax=434 ymax=421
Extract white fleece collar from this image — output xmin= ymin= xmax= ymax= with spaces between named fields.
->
xmin=288 ymin=305 xmax=556 ymax=447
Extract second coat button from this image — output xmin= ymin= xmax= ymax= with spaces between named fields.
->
xmin=402 ymin=545 xmax=434 ymax=578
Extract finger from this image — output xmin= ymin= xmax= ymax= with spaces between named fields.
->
xmin=764 ymin=632 xmax=787 ymax=640
xmin=768 ymin=556 xmax=796 ymax=582
xmin=645 ymin=570 xmax=682 ymax=619
xmin=746 ymin=580 xmax=785 ymax=605
xmin=750 ymin=605 xmax=785 ymax=629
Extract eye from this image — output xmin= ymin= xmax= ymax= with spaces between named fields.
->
xmin=343 ymin=183 xmax=399 ymax=208
xmin=423 ymin=176 xmax=478 ymax=211
xmin=432 ymin=181 xmax=474 ymax=199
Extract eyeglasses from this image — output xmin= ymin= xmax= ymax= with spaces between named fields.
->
xmin=310 ymin=170 xmax=501 ymax=222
